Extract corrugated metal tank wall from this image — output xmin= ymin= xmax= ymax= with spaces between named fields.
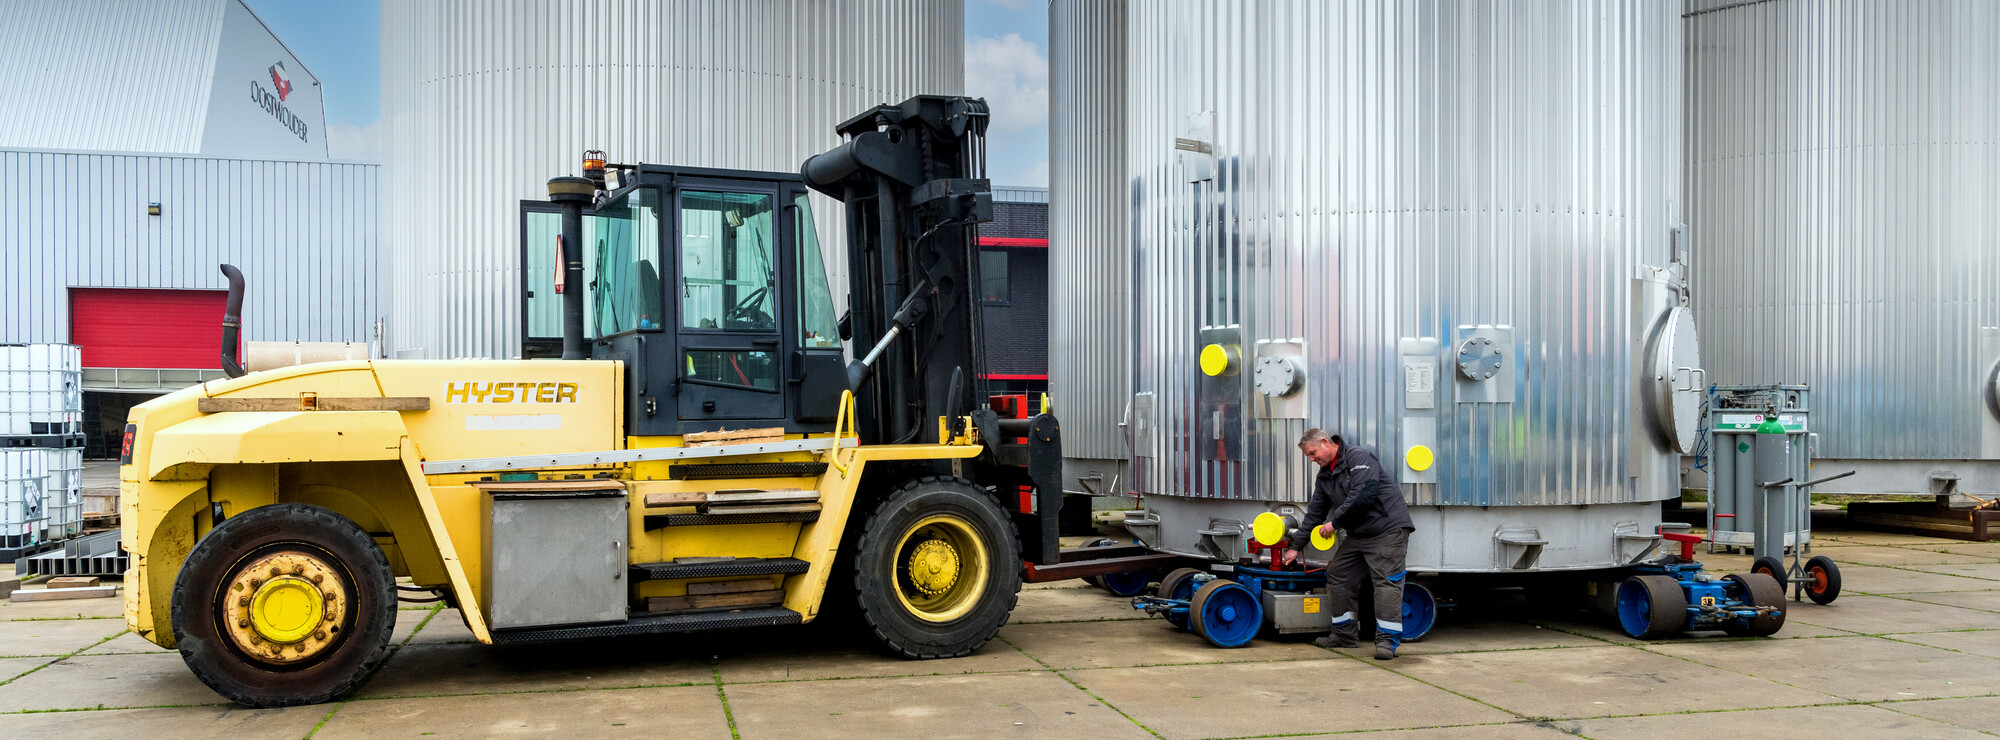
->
xmin=1119 ymin=1 xmax=1684 ymax=507
xmin=0 ymin=149 xmax=379 ymax=346
xmin=1687 ymin=0 xmax=2000 ymax=462
xmin=380 ymin=0 xmax=964 ymax=360
xmin=0 ymin=0 xmax=225 ymax=154
xmin=1048 ymin=0 xmax=1129 ymax=486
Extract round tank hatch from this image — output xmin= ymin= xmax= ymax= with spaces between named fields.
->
xmin=1642 ymin=306 xmax=1703 ymax=453
xmin=1986 ymin=359 xmax=2000 ymax=422
xmin=1456 ymin=338 xmax=1503 ymax=380
xmin=1254 ymin=356 xmax=1301 ymax=396
xmin=1200 ymin=344 xmax=1237 ymax=377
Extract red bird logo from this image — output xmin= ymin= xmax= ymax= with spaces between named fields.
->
xmin=268 ymin=62 xmax=293 ymax=102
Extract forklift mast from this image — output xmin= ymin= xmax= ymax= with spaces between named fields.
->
xmin=803 ymin=95 xmax=1063 ymax=563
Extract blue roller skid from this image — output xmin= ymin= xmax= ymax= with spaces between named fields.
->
xmin=1132 ymin=565 xmax=1437 ymax=649
xmin=1613 ymin=560 xmax=1786 ymax=639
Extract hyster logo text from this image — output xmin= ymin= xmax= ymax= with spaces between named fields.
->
xmin=444 ymin=381 xmax=580 ymax=404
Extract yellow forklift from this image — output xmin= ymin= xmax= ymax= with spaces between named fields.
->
xmin=117 ymin=96 xmax=1082 ymax=706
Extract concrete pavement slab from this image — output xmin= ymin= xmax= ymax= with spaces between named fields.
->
xmin=1894 ymin=629 xmax=2000 ymax=659
xmin=716 ymin=637 xmax=1038 ymax=683
xmin=356 ymin=641 xmax=714 ymax=698
xmin=724 ymin=670 xmax=1149 ymax=740
xmin=81 ymin=630 xmax=173 ymax=655
xmin=999 ymin=618 xmax=1328 ymax=669
xmin=1009 ymin=586 xmax=1150 ymax=624
xmin=1556 ymin=703 xmax=1989 ymax=740
xmin=0 ymin=594 xmax=126 ymax=620
xmin=1522 ymin=614 xmax=1854 ymax=645
xmin=0 ymin=618 xmax=125 ymax=657
xmin=1887 ymin=696 xmax=2000 ymax=735
xmin=1398 ymin=619 xmax=1619 ymax=654
xmin=1839 ymin=564 xmax=2000 ymax=594
xmin=1818 ymin=532 xmax=1968 ymax=547
xmin=1906 ymin=563 xmax=2000 ymax=581
xmin=0 ymin=656 xmax=50 ymax=682
xmin=1781 ymin=594 xmax=1995 ymax=634
xmin=1807 ymin=546 xmax=1994 ymax=567
xmin=0 ymin=704 xmax=325 ymax=740
xmin=1895 ymin=542 xmax=2000 ymax=559
xmin=1891 ymin=590 xmax=2000 ymax=613
xmin=319 ymin=684 xmax=731 ymax=739
xmin=0 ymin=652 xmax=225 ymax=711
xmin=1387 ymin=644 xmax=1833 ymax=719
xmin=1284 ymin=723 xmax=1575 ymax=740
xmin=1070 ymin=658 xmax=1514 ymax=739
xmin=1026 ymin=579 xmax=1095 ymax=591
xmin=405 ymin=609 xmax=477 ymax=645
xmin=1648 ymin=634 xmax=1998 ymax=701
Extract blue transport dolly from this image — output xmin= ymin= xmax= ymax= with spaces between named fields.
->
xmin=1133 ymin=564 xmax=1438 ymax=649
xmin=1614 ymin=560 xmax=1786 ymax=639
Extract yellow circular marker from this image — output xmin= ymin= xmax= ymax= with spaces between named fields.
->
xmin=1251 ymin=512 xmax=1287 ymax=547
xmin=1406 ymin=444 xmax=1435 ymax=472
xmin=1199 ymin=344 xmax=1235 ymax=376
xmin=1310 ymin=525 xmax=1339 ymax=551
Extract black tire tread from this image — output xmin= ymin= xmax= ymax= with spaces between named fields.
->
xmin=1724 ymin=572 xmax=1787 ymax=636
xmin=852 ymin=475 xmax=1022 ymax=660
xmin=1805 ymin=555 xmax=1842 ymax=605
xmin=170 ymin=503 xmax=397 ymax=707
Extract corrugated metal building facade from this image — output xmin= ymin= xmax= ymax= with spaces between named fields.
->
xmin=1687 ymin=0 xmax=2000 ymax=494
xmin=380 ymin=0 xmax=964 ymax=360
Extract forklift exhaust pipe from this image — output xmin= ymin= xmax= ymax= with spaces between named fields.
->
xmin=219 ymin=264 xmax=246 ymax=378
xmin=547 ymin=177 xmax=596 ymax=360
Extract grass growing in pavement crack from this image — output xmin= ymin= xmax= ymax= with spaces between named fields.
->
xmin=0 ymin=629 xmax=127 ymax=689
xmin=304 ymin=700 xmax=346 ymax=737
xmin=994 ymin=634 xmax=1162 ymax=738
xmin=711 ymin=662 xmax=741 ymax=740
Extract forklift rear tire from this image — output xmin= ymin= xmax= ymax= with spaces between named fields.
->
xmin=1721 ymin=572 xmax=1787 ymax=636
xmin=170 ymin=503 xmax=397 ymax=707
xmin=1751 ymin=556 xmax=1788 ymax=590
xmin=1804 ymin=556 xmax=1841 ymax=605
xmin=853 ymin=476 xmax=1022 ymax=659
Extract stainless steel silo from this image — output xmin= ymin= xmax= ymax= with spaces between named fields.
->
xmin=1687 ymin=0 xmax=2000 ymax=499
xmin=380 ymin=0 xmax=964 ymax=360
xmin=1053 ymin=0 xmax=1695 ymax=571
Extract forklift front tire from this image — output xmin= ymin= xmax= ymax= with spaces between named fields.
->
xmin=170 ymin=503 xmax=398 ymax=707
xmin=853 ymin=476 xmax=1022 ymax=659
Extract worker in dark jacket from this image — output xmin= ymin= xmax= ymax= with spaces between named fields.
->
xmin=1289 ymin=428 xmax=1416 ymax=659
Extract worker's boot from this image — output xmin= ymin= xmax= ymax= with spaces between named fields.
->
xmin=1374 ymin=631 xmax=1401 ymax=660
xmin=1314 ymin=623 xmax=1360 ymax=649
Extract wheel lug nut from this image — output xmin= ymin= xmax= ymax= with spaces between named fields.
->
xmin=269 ymin=567 xmax=281 ymax=577
xmin=311 ymin=574 xmax=323 ymax=584
xmin=239 ymin=596 xmax=252 ymax=607
xmin=249 ymin=578 xmax=262 ymax=589
xmin=293 ymin=565 xmax=305 ymax=575
xmin=238 ymin=618 xmax=250 ymax=628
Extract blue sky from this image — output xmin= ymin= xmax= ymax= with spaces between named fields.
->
xmin=245 ymin=0 xmax=1051 ymax=187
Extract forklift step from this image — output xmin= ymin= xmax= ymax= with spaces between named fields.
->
xmin=668 ymin=462 xmax=828 ymax=480
xmin=643 ymin=510 xmax=821 ymax=530
xmin=629 ymin=557 xmax=811 ymax=581
xmin=489 ymin=607 xmax=803 ymax=644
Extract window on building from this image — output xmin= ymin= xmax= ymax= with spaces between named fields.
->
xmin=980 ymin=250 xmax=1010 ymax=305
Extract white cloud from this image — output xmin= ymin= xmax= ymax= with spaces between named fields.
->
xmin=965 ymin=33 xmax=1048 ymax=135
xmin=326 ymin=119 xmax=382 ymax=162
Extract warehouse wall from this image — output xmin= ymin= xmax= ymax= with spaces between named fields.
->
xmin=0 ymin=148 xmax=378 ymax=350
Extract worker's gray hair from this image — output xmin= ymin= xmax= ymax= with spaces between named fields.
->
xmin=1298 ymin=428 xmax=1331 ymax=449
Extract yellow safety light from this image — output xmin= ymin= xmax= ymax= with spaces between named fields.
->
xmin=1405 ymin=444 xmax=1435 ymax=472
xmin=1251 ymin=512 xmax=1287 ymax=547
xmin=1199 ymin=344 xmax=1235 ymax=376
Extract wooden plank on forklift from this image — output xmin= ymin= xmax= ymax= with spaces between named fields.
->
xmin=471 ymin=480 xmax=627 ymax=493
xmin=643 ymin=491 xmax=710 ymax=507
xmin=707 ymin=488 xmax=819 ymax=504
xmin=199 ymin=397 xmax=431 ymax=412
xmin=645 ymin=588 xmax=784 ymax=613
xmin=703 ymin=502 xmax=823 ymax=516
xmin=684 ymin=427 xmax=787 ymax=447
xmin=687 ymin=578 xmax=780 ymax=596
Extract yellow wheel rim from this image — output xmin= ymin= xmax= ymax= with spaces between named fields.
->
xmin=893 ymin=514 xmax=989 ymax=623
xmin=221 ymin=551 xmax=347 ymax=664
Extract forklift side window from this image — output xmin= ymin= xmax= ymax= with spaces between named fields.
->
xmin=681 ymin=191 xmax=777 ymax=331
xmin=794 ymin=194 xmax=841 ymax=349
xmin=684 ymin=349 xmax=778 ymax=391
xmin=591 ymin=188 xmax=664 ymax=335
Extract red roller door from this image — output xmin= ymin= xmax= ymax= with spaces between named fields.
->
xmin=70 ymin=288 xmax=229 ymax=369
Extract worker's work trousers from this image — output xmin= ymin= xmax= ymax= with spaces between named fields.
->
xmin=1324 ymin=528 xmax=1411 ymax=647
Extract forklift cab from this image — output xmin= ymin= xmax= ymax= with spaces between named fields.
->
xmin=520 ymin=165 xmax=847 ymax=437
